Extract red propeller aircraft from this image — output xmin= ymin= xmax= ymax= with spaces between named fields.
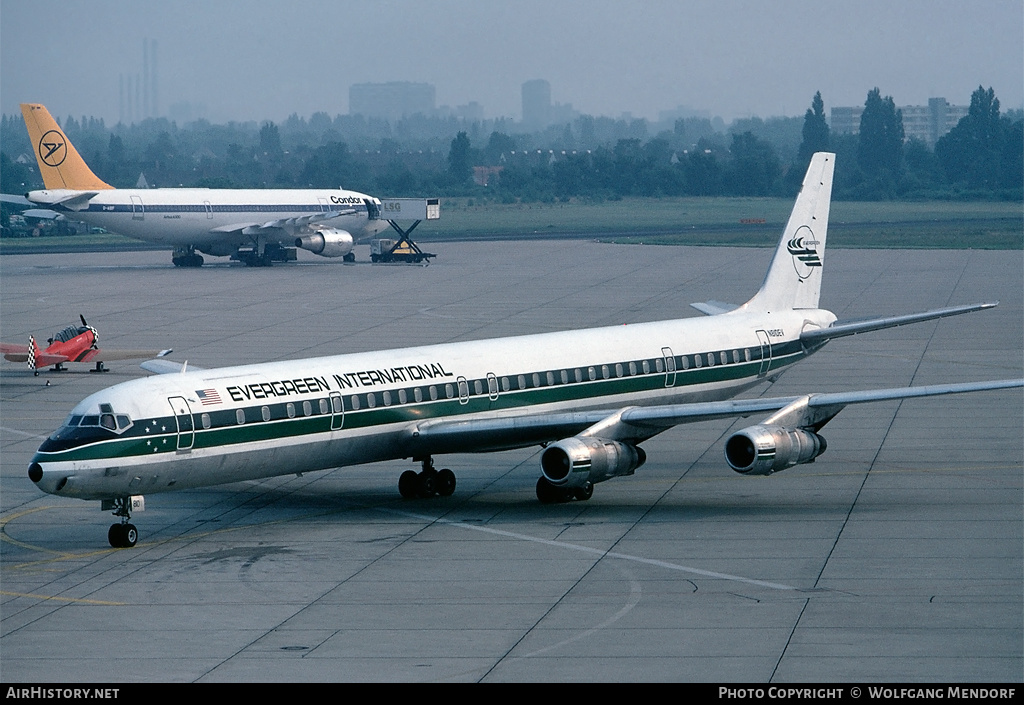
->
xmin=1 ymin=316 xmax=170 ymax=375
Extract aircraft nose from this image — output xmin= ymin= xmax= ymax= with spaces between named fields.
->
xmin=28 ymin=462 xmax=68 ymax=494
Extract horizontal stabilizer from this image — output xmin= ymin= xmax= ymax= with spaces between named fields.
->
xmin=140 ymin=356 xmax=202 ymax=375
xmin=690 ymin=300 xmax=739 ymax=316
xmin=800 ymin=302 xmax=998 ymax=344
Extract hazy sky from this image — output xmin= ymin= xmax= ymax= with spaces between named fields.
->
xmin=2 ymin=0 xmax=1021 ymax=126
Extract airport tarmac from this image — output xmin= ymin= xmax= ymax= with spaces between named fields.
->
xmin=1 ymin=240 xmax=1021 ymax=683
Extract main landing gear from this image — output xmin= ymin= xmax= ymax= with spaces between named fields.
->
xmin=172 ymin=246 xmax=204 ymax=268
xmin=398 ymin=457 xmax=456 ymax=499
xmin=536 ymin=477 xmax=593 ymax=504
xmin=105 ymin=497 xmax=138 ymax=548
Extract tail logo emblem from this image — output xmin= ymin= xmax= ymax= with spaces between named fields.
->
xmin=787 ymin=225 xmax=822 ymax=281
xmin=38 ymin=130 xmax=67 ymax=167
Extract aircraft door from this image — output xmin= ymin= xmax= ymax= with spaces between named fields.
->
xmin=662 ymin=347 xmax=677 ymax=387
xmin=486 ymin=373 xmax=499 ymax=404
xmin=318 ymin=197 xmax=330 ymax=213
xmin=168 ymin=396 xmax=194 ymax=451
xmin=131 ymin=195 xmax=145 ymax=221
xmin=756 ymin=330 xmax=772 ymax=377
xmin=330 ymin=392 xmax=344 ymax=430
xmin=457 ymin=376 xmax=470 ymax=405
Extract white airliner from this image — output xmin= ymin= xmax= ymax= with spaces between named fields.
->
xmin=20 ymin=103 xmax=389 ymax=266
xmin=27 ymin=153 xmax=1022 ymax=548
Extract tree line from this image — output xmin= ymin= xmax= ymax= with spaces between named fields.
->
xmin=2 ymin=87 xmax=1020 ymax=202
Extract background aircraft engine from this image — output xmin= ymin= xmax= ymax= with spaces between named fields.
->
xmin=725 ymin=424 xmax=826 ymax=476
xmin=295 ymin=229 xmax=353 ymax=257
xmin=540 ymin=437 xmax=646 ymax=488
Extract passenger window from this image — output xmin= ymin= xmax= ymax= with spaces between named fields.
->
xmin=202 ymin=413 xmax=211 ymax=429
xmin=261 ymin=406 xmax=271 ymax=421
xmin=319 ymin=398 xmax=329 ymax=414
xmin=236 ymin=409 xmax=245 ymax=425
xmin=398 ymin=389 xmax=408 ymax=404
xmin=547 ymin=371 xmax=555 ymax=386
xmin=429 ymin=386 xmax=438 ymax=401
xmin=349 ymin=395 xmax=360 ymax=411
xmin=414 ymin=388 xmax=423 ymax=403
xmin=303 ymin=400 xmax=313 ymax=416
xmin=383 ymin=391 xmax=392 ymax=406
xmin=367 ymin=393 xmax=376 ymax=408
xmin=287 ymin=403 xmax=296 ymax=418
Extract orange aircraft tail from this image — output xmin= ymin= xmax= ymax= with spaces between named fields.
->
xmin=20 ymin=103 xmax=113 ymax=190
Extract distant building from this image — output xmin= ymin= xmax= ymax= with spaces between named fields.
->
xmin=349 ymin=82 xmax=436 ymax=122
xmin=522 ymin=79 xmax=551 ymax=129
xmin=830 ymin=97 xmax=968 ymax=146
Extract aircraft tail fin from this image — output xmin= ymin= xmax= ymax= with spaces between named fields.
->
xmin=20 ymin=104 xmax=113 ymax=191
xmin=741 ymin=152 xmax=834 ymax=313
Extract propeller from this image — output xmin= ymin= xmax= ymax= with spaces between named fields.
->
xmin=80 ymin=314 xmax=98 ymax=348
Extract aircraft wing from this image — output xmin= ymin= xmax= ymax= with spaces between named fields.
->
xmin=404 ymin=378 xmax=1023 ymax=455
xmin=208 ymin=210 xmax=357 ymax=236
xmin=0 ymin=342 xmax=31 ymax=356
xmin=78 ymin=348 xmax=173 ymax=363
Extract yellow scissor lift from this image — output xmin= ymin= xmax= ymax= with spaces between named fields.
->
xmin=369 ymin=198 xmax=439 ymax=264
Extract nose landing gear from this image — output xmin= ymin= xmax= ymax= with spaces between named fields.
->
xmin=103 ymin=496 xmax=139 ymax=548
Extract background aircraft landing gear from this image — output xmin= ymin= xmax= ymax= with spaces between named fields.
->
xmin=172 ymin=246 xmax=204 ymax=268
xmin=399 ymin=457 xmax=456 ymax=499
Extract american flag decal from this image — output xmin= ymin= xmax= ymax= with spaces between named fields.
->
xmin=196 ymin=389 xmax=222 ymax=406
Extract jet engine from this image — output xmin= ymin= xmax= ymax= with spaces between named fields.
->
xmin=724 ymin=425 xmax=826 ymax=476
xmin=540 ymin=437 xmax=646 ymax=488
xmin=295 ymin=229 xmax=353 ymax=258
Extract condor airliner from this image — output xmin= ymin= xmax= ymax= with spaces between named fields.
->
xmin=21 ymin=103 xmax=389 ymax=266
xmin=27 ymin=154 xmax=1022 ymax=547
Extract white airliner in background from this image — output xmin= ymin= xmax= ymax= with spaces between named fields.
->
xmin=27 ymin=153 xmax=1022 ymax=547
xmin=20 ymin=103 xmax=389 ymax=267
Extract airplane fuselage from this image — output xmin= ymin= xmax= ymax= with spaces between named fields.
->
xmin=26 ymin=187 xmax=389 ymax=255
xmin=29 ymin=308 xmax=836 ymax=501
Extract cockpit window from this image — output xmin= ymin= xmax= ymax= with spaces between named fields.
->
xmin=53 ymin=326 xmax=87 ymax=343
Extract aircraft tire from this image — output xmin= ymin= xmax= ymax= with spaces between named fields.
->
xmin=574 ymin=482 xmax=594 ymax=501
xmin=108 ymin=524 xmax=122 ymax=547
xmin=417 ymin=468 xmax=437 ymax=498
xmin=108 ymin=523 xmax=138 ymax=548
xmin=437 ymin=469 xmax=456 ymax=497
xmin=398 ymin=470 xmax=419 ymax=499
xmin=536 ymin=477 xmax=566 ymax=504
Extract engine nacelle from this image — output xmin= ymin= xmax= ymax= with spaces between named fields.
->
xmin=725 ymin=424 xmax=827 ymax=476
xmin=540 ymin=437 xmax=646 ymax=488
xmin=295 ymin=229 xmax=353 ymax=258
